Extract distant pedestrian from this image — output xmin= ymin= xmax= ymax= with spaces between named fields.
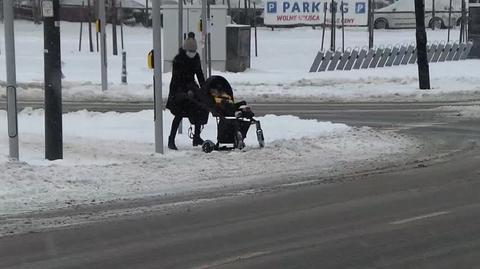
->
xmin=166 ymin=32 xmax=208 ymax=150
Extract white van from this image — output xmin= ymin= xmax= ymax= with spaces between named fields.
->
xmin=374 ymin=0 xmax=463 ymax=29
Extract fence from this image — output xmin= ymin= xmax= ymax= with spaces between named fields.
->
xmin=309 ymin=41 xmax=473 ymax=72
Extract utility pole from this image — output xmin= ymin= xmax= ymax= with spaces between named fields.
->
xmin=152 ymin=0 xmax=164 ymax=154
xmin=44 ymin=0 xmax=63 ymax=160
xmin=4 ymin=0 xmax=19 ymax=160
xmin=99 ymin=0 xmax=108 ymax=91
xmin=414 ymin=0 xmax=431 ymax=89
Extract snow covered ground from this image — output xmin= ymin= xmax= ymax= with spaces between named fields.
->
xmin=0 ymin=21 xmax=479 ymax=102
xmin=0 ymin=108 xmax=418 ymax=216
xmin=0 ymin=21 xmax=466 ymax=223
xmin=437 ymin=104 xmax=480 ymax=118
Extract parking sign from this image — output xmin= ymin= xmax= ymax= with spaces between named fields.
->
xmin=264 ymin=0 xmax=369 ymax=26
xmin=267 ymin=2 xmax=277 ymax=13
xmin=355 ymin=2 xmax=366 ymax=14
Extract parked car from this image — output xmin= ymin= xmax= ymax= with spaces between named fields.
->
xmin=374 ymin=0 xmax=463 ymax=29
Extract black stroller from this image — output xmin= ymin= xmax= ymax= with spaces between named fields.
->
xmin=200 ymin=76 xmax=264 ymax=153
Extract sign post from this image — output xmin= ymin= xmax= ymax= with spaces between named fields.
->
xmin=152 ymin=0 xmax=164 ymax=154
xmin=368 ymin=0 xmax=374 ymax=48
xmin=44 ymin=0 xmax=63 ymax=160
xmin=4 ymin=0 xmax=19 ymax=160
xmin=99 ymin=0 xmax=108 ymax=91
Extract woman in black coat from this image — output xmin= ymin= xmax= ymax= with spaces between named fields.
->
xmin=166 ymin=33 xmax=208 ymax=150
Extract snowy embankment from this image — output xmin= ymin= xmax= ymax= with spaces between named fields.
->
xmin=0 ymin=21 xmax=479 ymax=102
xmin=0 ymin=109 xmax=418 ymax=215
xmin=437 ymin=105 xmax=480 ymax=118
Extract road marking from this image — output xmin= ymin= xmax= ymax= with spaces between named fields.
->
xmin=390 ymin=211 xmax=450 ymax=225
xmin=194 ymin=251 xmax=271 ymax=269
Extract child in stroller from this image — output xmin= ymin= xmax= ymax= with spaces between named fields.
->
xmin=201 ymin=76 xmax=265 ymax=153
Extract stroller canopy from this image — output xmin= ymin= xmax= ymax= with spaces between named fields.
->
xmin=204 ymin=76 xmax=234 ymax=100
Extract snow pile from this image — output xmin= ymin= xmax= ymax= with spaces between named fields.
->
xmin=0 ymin=22 xmax=479 ymax=102
xmin=0 ymin=109 xmax=418 ymax=215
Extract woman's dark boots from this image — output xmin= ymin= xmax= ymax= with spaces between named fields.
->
xmin=170 ymin=119 xmax=203 ymax=148
xmin=192 ymin=135 xmax=204 ymax=146
xmin=192 ymin=124 xmax=204 ymax=146
xmin=168 ymin=136 xmax=178 ymax=150
xmin=168 ymin=116 xmax=182 ymax=150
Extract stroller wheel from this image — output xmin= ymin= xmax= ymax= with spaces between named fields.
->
xmin=255 ymin=121 xmax=265 ymax=148
xmin=235 ymin=131 xmax=245 ymax=150
xmin=202 ymin=140 xmax=215 ymax=153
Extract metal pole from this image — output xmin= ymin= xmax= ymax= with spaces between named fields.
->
xmin=330 ymin=0 xmax=336 ymax=51
xmin=4 ymin=0 xmax=19 ymax=160
xmin=178 ymin=0 xmax=183 ymax=47
xmin=178 ymin=0 xmax=183 ymax=134
xmin=341 ymin=1 xmax=344 ymax=53
xmin=226 ymin=0 xmax=231 ymax=16
xmin=414 ymin=0 xmax=431 ymax=89
xmin=464 ymin=0 xmax=468 ymax=41
xmin=44 ymin=0 xmax=63 ymax=160
xmin=432 ymin=0 xmax=435 ymax=30
xmin=96 ymin=31 xmax=99 ymax=52
xmin=201 ymin=0 xmax=208 ymax=74
xmin=79 ymin=2 xmax=84 ymax=52
xmin=145 ymin=0 xmax=149 ymax=27
xmin=88 ymin=0 xmax=94 ymax=52
xmin=447 ymin=0 xmax=452 ymax=42
xmin=254 ymin=1 xmax=258 ymax=57
xmin=152 ymin=0 xmax=164 ymax=154
xmin=32 ymin=0 xmax=40 ymax=24
xmin=321 ymin=2 xmax=327 ymax=51
xmin=207 ymin=1 xmax=212 ymax=77
xmin=112 ymin=0 xmax=118 ymax=55
xmin=368 ymin=0 xmax=374 ymax=48
xmin=243 ymin=0 xmax=247 ymax=24
xmin=460 ymin=0 xmax=466 ymax=42
xmin=121 ymin=51 xmax=127 ymax=84
xmin=99 ymin=0 xmax=108 ymax=91
xmin=120 ymin=1 xmax=124 ymax=50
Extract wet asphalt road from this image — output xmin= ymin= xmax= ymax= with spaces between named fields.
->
xmin=1 ymin=100 xmax=480 ymax=269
